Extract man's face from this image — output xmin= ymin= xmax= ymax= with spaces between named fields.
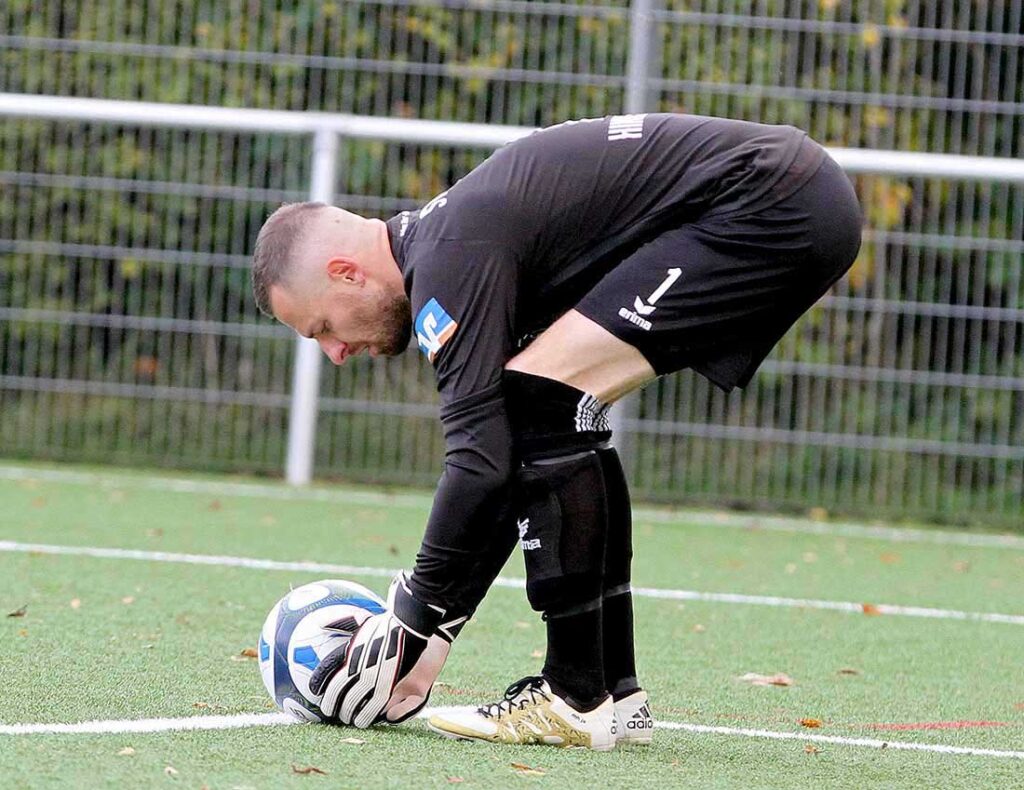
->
xmin=270 ymin=270 xmax=412 ymax=365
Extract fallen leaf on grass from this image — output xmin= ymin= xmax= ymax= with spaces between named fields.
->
xmin=837 ymin=668 xmax=860 ymax=676
xmin=804 ymin=744 xmax=821 ymax=755
xmin=388 ymin=545 xmax=400 ymax=556
xmin=207 ymin=499 xmax=222 ymax=512
xmin=192 ymin=702 xmax=228 ymax=711
xmin=510 ymin=762 xmax=545 ymax=777
xmin=952 ymin=560 xmax=970 ymax=573
xmin=692 ymin=624 xmax=706 ymax=633
xmin=17 ymin=629 xmax=28 ymax=637
xmin=6 ymin=605 xmax=27 ymax=618
xmin=738 ymin=673 xmax=794 ymax=687
xmin=121 ymin=596 xmax=135 ymax=605
xmin=70 ymin=598 xmax=81 ymax=610
xmin=291 ymin=764 xmax=327 ymax=775
xmin=31 ymin=496 xmax=46 ymax=508
xmin=861 ymin=603 xmax=882 ymax=616
xmin=530 ymin=649 xmax=543 ymax=658
xmin=339 ymin=737 xmax=365 ymax=745
xmin=164 ymin=765 xmax=178 ymax=777
xmin=1013 ymin=702 xmax=1024 ymax=711
xmin=447 ymin=778 xmax=465 ymax=784
xmin=514 ymin=621 xmax=531 ymax=630
xmin=799 ymin=718 xmax=822 ymax=728
xmin=239 ymin=647 xmax=258 ymax=659
xmin=879 ymin=552 xmax=901 ymax=565
xmin=117 ymin=747 xmax=135 ymax=756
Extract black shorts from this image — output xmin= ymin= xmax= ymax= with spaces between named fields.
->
xmin=575 ymin=151 xmax=862 ymax=391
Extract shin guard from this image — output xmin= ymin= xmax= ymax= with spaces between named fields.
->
xmin=503 ymin=370 xmax=613 ymax=616
xmin=517 ymin=449 xmax=608 ymax=613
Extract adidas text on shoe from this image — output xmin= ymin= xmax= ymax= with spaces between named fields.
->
xmin=614 ymin=689 xmax=653 ymax=745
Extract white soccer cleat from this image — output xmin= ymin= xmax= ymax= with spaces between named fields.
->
xmin=614 ymin=689 xmax=654 ymax=745
xmin=426 ymin=676 xmax=618 ymax=751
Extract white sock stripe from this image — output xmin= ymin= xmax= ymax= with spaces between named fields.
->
xmin=574 ymin=394 xmax=610 ymax=433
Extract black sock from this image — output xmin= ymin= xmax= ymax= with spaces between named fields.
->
xmin=603 ymin=589 xmax=640 ymax=700
xmin=596 ymin=445 xmax=641 ymax=698
xmin=542 ymin=604 xmax=607 ymax=711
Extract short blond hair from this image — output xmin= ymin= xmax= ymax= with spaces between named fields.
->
xmin=251 ymin=202 xmax=328 ymax=316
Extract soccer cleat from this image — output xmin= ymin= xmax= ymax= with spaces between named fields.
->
xmin=426 ymin=676 xmax=618 ymax=751
xmin=614 ymin=689 xmax=654 ymax=745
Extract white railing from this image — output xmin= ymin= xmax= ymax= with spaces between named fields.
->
xmin=3 ymin=91 xmax=1024 ymax=484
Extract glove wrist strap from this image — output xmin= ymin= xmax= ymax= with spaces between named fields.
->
xmin=392 ymin=571 xmax=444 ymax=641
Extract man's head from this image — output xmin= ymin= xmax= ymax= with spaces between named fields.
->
xmin=252 ymin=202 xmax=411 ymax=364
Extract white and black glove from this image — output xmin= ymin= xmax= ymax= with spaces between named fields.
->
xmin=308 ymin=572 xmax=444 ymax=728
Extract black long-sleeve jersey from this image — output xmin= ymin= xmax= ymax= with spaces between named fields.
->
xmin=384 ymin=112 xmax=826 ymax=613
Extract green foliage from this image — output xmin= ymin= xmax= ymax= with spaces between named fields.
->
xmin=0 ymin=1 xmax=1020 ymax=524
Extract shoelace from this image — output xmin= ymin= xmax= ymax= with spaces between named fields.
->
xmin=477 ymin=676 xmax=550 ymax=719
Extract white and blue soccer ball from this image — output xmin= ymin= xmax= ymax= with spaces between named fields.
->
xmin=258 ymin=579 xmax=386 ymax=722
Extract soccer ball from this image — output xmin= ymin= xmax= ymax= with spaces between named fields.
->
xmin=258 ymin=579 xmax=386 ymax=722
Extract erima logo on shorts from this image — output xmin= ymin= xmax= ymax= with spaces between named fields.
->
xmin=618 ymin=267 xmax=681 ymax=332
xmin=415 ymin=298 xmax=458 ymax=362
xmin=618 ymin=306 xmax=652 ymax=331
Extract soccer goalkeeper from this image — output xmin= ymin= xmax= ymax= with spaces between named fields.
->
xmin=250 ymin=113 xmax=861 ymax=750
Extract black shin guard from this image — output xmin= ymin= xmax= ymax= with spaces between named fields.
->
xmin=503 ymin=370 xmax=613 ymax=707
xmin=597 ymin=444 xmax=640 ymax=699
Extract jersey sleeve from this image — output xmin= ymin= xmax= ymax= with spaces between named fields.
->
xmin=405 ymin=240 xmax=520 ymax=613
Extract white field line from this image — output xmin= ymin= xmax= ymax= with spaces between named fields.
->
xmin=655 ymin=721 xmax=1024 ymax=760
xmin=0 ymin=712 xmax=293 ymax=735
xmin=3 ymin=540 xmax=1024 ymax=626
xmin=2 ymin=708 xmax=1022 ymax=761
xmin=2 ymin=464 xmax=1023 ymax=551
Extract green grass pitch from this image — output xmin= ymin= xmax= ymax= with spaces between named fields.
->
xmin=1 ymin=461 xmax=1022 ymax=788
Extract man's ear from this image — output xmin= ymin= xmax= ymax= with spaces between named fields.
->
xmin=325 ymin=256 xmax=364 ymax=285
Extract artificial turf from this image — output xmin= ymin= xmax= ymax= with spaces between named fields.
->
xmin=1 ymin=461 xmax=1022 ymax=788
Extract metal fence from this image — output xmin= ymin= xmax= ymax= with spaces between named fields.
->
xmin=0 ymin=1 xmax=1022 ymax=527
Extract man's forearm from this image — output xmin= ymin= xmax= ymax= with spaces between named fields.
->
xmin=406 ymin=387 xmax=517 ymax=617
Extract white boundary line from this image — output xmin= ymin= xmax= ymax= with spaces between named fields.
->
xmin=2 ymin=708 xmax=1022 ymax=761
xmin=3 ymin=540 xmax=1024 ymax=626
xmin=0 ymin=712 xmax=293 ymax=735
xmin=2 ymin=463 xmax=1022 ymax=550
xmin=657 ymin=721 xmax=1024 ymax=760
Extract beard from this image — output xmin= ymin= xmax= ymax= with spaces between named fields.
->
xmin=375 ymin=290 xmax=413 ymax=356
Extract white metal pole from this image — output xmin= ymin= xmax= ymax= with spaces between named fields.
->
xmin=625 ymin=0 xmax=660 ymax=114
xmin=285 ymin=128 xmax=337 ymax=485
xmin=2 ymin=93 xmax=1024 ymax=182
xmin=613 ymin=0 xmax=662 ymax=455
